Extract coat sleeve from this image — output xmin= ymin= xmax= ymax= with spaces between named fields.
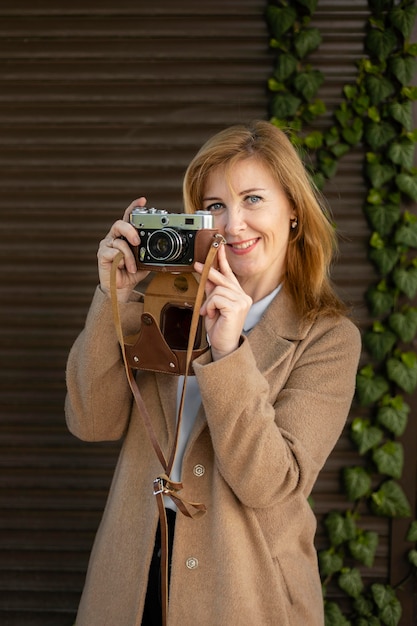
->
xmin=192 ymin=315 xmax=361 ymax=508
xmin=65 ymin=287 xmax=143 ymax=441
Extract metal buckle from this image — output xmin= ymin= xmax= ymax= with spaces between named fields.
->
xmin=153 ymin=477 xmax=168 ymax=496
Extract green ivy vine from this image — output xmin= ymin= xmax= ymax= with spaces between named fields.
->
xmin=266 ymin=1 xmax=417 ymax=624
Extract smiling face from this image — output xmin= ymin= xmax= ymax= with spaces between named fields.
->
xmin=202 ymin=157 xmax=296 ymax=301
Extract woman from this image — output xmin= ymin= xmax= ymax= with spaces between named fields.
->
xmin=65 ymin=121 xmax=361 ymax=625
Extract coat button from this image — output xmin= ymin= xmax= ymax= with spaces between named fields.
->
xmin=193 ymin=464 xmax=205 ymax=477
xmin=186 ymin=557 xmax=199 ymax=570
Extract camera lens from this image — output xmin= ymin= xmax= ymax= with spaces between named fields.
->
xmin=147 ymin=228 xmax=187 ymax=262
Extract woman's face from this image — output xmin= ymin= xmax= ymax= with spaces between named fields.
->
xmin=202 ymin=157 xmax=296 ymax=301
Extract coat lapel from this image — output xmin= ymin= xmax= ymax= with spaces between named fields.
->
xmin=153 ymin=288 xmax=313 ymax=442
xmin=247 ymin=288 xmax=313 ymax=376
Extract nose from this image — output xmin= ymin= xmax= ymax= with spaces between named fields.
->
xmin=224 ymin=205 xmax=246 ymax=237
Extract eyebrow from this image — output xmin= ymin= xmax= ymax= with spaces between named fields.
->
xmin=241 ymin=188 xmax=266 ymax=195
xmin=203 ymin=187 xmax=266 ymax=201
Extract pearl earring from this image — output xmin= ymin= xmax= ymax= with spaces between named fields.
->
xmin=291 ymin=218 xmax=298 ymax=229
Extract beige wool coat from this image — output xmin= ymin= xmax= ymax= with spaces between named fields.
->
xmin=65 ymin=285 xmax=361 ymax=626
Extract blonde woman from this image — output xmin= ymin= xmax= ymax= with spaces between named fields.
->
xmin=66 ymin=121 xmax=361 ymax=625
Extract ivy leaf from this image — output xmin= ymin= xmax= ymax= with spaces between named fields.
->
xmin=344 ymin=466 xmax=372 ymax=500
xmin=324 ymin=601 xmax=351 ymax=625
xmin=356 ymin=365 xmax=390 ymax=406
xmin=369 ymin=247 xmax=400 ymax=275
xmin=354 ymin=94 xmax=372 ymax=115
xmin=371 ymin=584 xmax=402 ymax=625
xmin=402 ymin=85 xmax=417 ymax=100
xmin=372 ymin=584 xmax=397 ymax=610
xmin=365 ymin=75 xmax=395 ymax=105
xmin=389 ymin=5 xmax=417 ymax=39
xmin=353 ymin=594 xmax=374 ymax=618
xmin=273 ymin=52 xmax=297 ymax=81
xmin=386 ymin=352 xmax=417 ymax=394
xmin=338 ymin=567 xmax=364 ymax=598
xmin=324 ymin=125 xmax=341 ymax=147
xmin=343 ymin=84 xmax=358 ymax=100
xmin=342 ymin=117 xmax=363 ymax=145
xmin=294 ymin=69 xmax=324 ymax=100
xmin=379 ymin=597 xmax=402 ymax=626
xmin=267 ymin=77 xmax=283 ymax=92
xmin=271 ymin=92 xmax=301 ymax=118
xmin=388 ymin=101 xmax=413 ymax=130
xmin=367 ymin=188 xmax=383 ymax=205
xmin=294 ymin=27 xmax=322 ymax=58
xmin=389 ymin=308 xmax=417 ymax=342
xmin=376 ymin=395 xmax=410 ymax=436
xmin=365 ymin=121 xmax=397 ymax=149
xmin=365 ymin=203 xmax=401 ymax=235
xmin=366 ymin=161 xmax=396 ymax=188
xmin=349 ymin=531 xmax=378 ymax=567
xmin=312 ymin=171 xmax=325 ymax=190
xmin=351 ymin=417 xmax=384 ymax=453
xmin=408 ymin=549 xmax=417 ymax=568
xmin=371 ymin=480 xmax=412 ymax=517
xmin=372 ymin=441 xmax=404 ymax=478
xmin=366 ymin=282 xmax=396 ymax=316
xmin=304 ymin=130 xmax=323 ymax=149
xmin=388 ymin=56 xmax=417 ymax=86
xmin=370 ymin=231 xmax=386 ymax=250
xmin=366 ymin=27 xmax=397 ymax=60
xmin=318 ymin=152 xmax=338 ymax=178
xmin=335 ymin=101 xmax=352 ymax=126
xmin=387 ymin=138 xmax=415 ymax=169
xmin=406 ymin=520 xmax=417 ymax=542
xmin=368 ymin=104 xmax=380 ymax=122
xmin=307 ymin=99 xmax=326 ymax=117
xmin=363 ymin=326 xmax=396 ymax=360
xmin=331 ymin=142 xmax=350 ymax=158
xmin=393 ymin=265 xmax=417 ymax=298
xmin=395 ymin=173 xmax=417 ymax=201
xmin=265 ymin=5 xmax=297 ymax=38
xmin=318 ymin=549 xmax=343 ymax=576
xmin=394 ymin=221 xmax=417 ymax=247
xmin=324 ymin=511 xmax=357 ymax=546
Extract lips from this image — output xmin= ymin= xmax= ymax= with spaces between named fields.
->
xmin=227 ymin=238 xmax=259 ymax=254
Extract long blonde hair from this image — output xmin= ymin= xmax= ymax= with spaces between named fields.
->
xmin=183 ymin=120 xmax=347 ymax=320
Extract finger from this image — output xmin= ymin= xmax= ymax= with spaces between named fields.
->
xmin=200 ymin=285 xmax=241 ymax=317
xmin=122 ymin=197 xmax=147 ymax=222
xmin=108 ymin=220 xmax=140 ymax=247
xmin=217 ymin=242 xmax=236 ymax=278
xmin=99 ymin=230 xmax=137 ymax=274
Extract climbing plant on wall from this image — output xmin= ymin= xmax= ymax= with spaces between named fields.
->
xmin=266 ymin=0 xmax=417 ymax=624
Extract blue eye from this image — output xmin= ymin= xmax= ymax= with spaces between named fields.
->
xmin=246 ymin=195 xmax=261 ymax=204
xmin=206 ymin=202 xmax=224 ymax=212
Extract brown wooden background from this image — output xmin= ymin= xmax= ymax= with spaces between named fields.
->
xmin=0 ymin=1 xmax=415 ymax=624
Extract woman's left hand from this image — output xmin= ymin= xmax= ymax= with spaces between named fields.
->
xmin=194 ymin=244 xmax=252 ymax=361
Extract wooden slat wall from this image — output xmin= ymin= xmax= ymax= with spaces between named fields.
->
xmin=0 ymin=1 xmax=413 ymax=624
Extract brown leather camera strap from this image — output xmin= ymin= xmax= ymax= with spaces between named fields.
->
xmin=110 ymin=233 xmax=224 ymax=626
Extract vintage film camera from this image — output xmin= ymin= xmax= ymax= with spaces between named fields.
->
xmin=129 ymin=207 xmax=217 ymax=272
xmin=124 ymin=207 xmax=220 ymax=375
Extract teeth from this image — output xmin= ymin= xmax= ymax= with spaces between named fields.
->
xmin=231 ymin=239 xmax=257 ymax=250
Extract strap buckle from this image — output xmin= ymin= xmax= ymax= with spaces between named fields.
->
xmin=153 ymin=477 xmax=169 ymax=496
xmin=153 ymin=475 xmax=182 ymax=496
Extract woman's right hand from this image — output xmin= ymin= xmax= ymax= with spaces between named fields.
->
xmin=97 ymin=197 xmax=150 ymax=302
